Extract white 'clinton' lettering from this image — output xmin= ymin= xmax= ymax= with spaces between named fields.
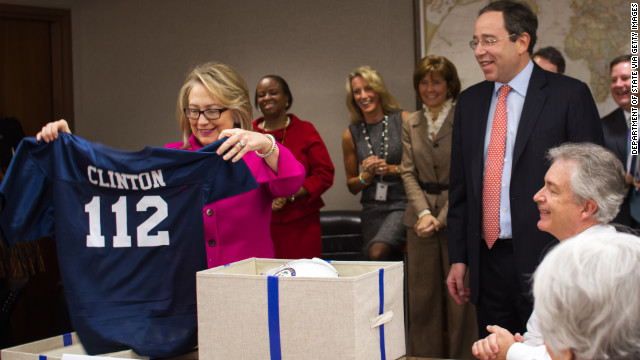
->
xmin=87 ymin=166 xmax=98 ymax=185
xmin=86 ymin=166 xmax=166 ymax=190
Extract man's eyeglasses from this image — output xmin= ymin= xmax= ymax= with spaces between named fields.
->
xmin=184 ymin=108 xmax=229 ymax=121
xmin=469 ymin=34 xmax=517 ymax=50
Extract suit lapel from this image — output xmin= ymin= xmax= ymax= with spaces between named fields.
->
xmin=614 ymin=108 xmax=628 ymax=161
xmin=513 ymin=66 xmax=547 ymax=167
xmin=412 ymin=109 xmax=431 ymax=147
xmin=433 ymin=107 xmax=454 ymax=142
xmin=411 ymin=110 xmax=437 ymax=179
xmin=471 ymin=83 xmax=494 ymax=201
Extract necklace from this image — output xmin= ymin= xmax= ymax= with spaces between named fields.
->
xmin=361 ymin=115 xmax=389 ymax=159
xmin=263 ymin=116 xmax=290 ymax=145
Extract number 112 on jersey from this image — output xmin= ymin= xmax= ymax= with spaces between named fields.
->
xmin=84 ymin=195 xmax=170 ymax=248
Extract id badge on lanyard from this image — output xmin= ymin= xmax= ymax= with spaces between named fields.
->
xmin=375 ymin=181 xmax=388 ymax=201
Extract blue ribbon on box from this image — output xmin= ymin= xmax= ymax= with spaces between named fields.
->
xmin=267 ymin=275 xmax=282 ymax=360
xmin=63 ymin=333 xmax=73 ymax=346
xmin=378 ymin=268 xmax=386 ymax=360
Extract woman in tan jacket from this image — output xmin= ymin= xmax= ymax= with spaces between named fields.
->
xmin=401 ymin=56 xmax=477 ymax=359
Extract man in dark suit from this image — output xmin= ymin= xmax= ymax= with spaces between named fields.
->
xmin=601 ymin=55 xmax=634 ymax=227
xmin=446 ymin=0 xmax=603 ymax=337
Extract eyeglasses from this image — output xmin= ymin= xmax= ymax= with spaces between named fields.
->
xmin=184 ymin=108 xmax=229 ymax=121
xmin=469 ymin=34 xmax=517 ymax=50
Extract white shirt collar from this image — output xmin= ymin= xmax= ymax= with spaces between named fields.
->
xmin=494 ymin=59 xmax=534 ymax=97
xmin=566 ymin=223 xmax=616 ymax=241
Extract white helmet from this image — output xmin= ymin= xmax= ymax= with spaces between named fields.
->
xmin=264 ymin=258 xmax=339 ymax=278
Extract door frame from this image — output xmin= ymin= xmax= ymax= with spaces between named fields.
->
xmin=0 ymin=3 xmax=74 ymax=128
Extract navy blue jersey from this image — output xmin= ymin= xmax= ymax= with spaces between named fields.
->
xmin=0 ymin=133 xmax=257 ymax=357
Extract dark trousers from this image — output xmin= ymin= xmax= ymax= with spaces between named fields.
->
xmin=475 ymin=238 xmax=532 ymax=337
xmin=407 ymin=228 xmax=477 ymax=359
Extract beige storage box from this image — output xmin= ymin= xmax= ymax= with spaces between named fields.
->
xmin=1 ymin=332 xmax=198 ymax=360
xmin=196 ymin=258 xmax=405 ymax=360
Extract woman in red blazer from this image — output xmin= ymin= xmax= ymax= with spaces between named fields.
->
xmin=253 ymin=75 xmax=335 ymax=259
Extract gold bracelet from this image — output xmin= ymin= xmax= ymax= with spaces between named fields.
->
xmin=395 ymin=165 xmax=402 ymax=175
xmin=255 ymin=134 xmax=276 ymax=158
xmin=359 ymin=172 xmax=372 ymax=185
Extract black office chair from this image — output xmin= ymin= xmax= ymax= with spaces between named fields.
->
xmin=320 ymin=210 xmax=366 ymax=261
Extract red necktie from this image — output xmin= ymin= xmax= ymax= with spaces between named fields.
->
xmin=482 ymin=85 xmax=511 ymax=249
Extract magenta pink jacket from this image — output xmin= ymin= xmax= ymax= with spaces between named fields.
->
xmin=166 ymin=134 xmax=305 ymax=268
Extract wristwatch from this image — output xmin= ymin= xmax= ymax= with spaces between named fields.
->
xmin=288 ymin=195 xmax=296 ymax=202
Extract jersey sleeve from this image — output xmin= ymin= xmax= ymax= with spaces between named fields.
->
xmin=196 ymin=139 xmax=259 ymax=204
xmin=0 ymin=138 xmax=54 ymax=246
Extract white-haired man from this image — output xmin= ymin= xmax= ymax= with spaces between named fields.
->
xmin=471 ymin=142 xmax=627 ymax=360
xmin=533 ymin=232 xmax=640 ymax=360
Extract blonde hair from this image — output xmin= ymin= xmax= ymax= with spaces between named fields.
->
xmin=345 ymin=66 xmax=402 ymax=125
xmin=176 ymin=62 xmax=252 ymax=146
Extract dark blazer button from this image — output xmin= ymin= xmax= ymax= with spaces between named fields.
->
xmin=206 ymin=209 xmax=213 ymax=216
xmin=208 ymin=238 xmax=216 ymax=247
xmin=433 ymin=143 xmax=439 ymax=148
